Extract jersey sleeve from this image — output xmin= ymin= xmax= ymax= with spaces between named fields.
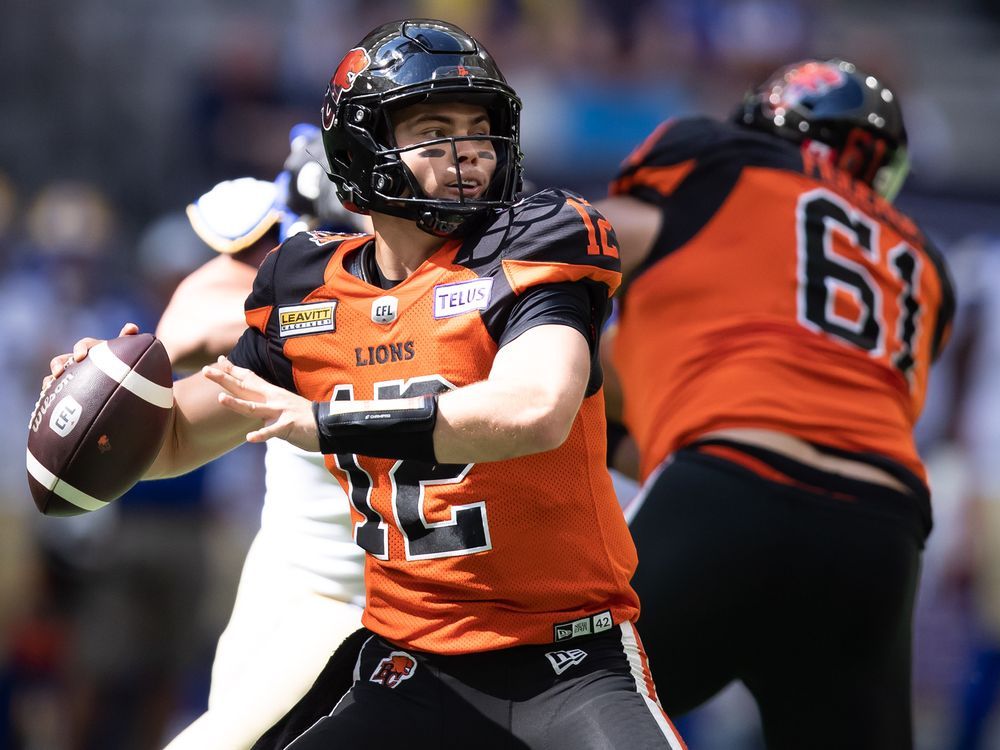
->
xmin=463 ymin=189 xmax=619 ymax=396
xmin=227 ymin=245 xmax=285 ymax=384
xmin=498 ymin=282 xmax=595 ymax=350
xmin=610 ymin=117 xmax=803 ymax=274
xmin=491 ymin=188 xmax=621 ymax=296
xmin=610 ymin=117 xmax=721 ymax=201
xmin=614 ymin=115 xmax=804 ymax=195
xmin=227 ymin=231 xmax=348 ymax=392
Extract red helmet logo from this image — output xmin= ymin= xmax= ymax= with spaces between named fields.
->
xmin=774 ymin=62 xmax=845 ymax=110
xmin=322 ymin=47 xmax=372 ymax=129
xmin=370 ymin=651 xmax=417 ymax=689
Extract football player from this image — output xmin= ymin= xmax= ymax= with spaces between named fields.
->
xmin=159 ymin=126 xmax=367 ymax=750
xmin=47 ymin=20 xmax=685 ymax=750
xmin=594 ymin=59 xmax=955 ymax=749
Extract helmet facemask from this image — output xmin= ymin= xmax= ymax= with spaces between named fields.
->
xmin=871 ymin=145 xmax=910 ymax=203
xmin=363 ymin=92 xmax=523 ymax=236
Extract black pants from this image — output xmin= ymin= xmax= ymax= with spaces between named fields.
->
xmin=280 ymin=624 xmax=685 ymax=750
xmin=626 ymin=444 xmax=928 ymax=750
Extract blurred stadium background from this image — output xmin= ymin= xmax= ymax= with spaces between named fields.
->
xmin=2 ymin=0 xmax=999 ymax=747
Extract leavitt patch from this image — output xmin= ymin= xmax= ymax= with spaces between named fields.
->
xmin=278 ymin=301 xmax=337 ymax=337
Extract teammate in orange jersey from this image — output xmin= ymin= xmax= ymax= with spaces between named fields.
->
xmin=45 ymin=20 xmax=685 ymax=750
xmin=594 ymin=59 xmax=955 ymax=750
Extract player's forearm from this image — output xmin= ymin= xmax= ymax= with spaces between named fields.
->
xmin=314 ymin=380 xmax=576 ymax=465
xmin=312 ymin=326 xmax=591 ymax=464
xmin=144 ymin=373 xmax=253 ymax=479
xmin=433 ymin=378 xmax=579 ymax=463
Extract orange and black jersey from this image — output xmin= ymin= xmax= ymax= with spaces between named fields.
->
xmin=229 ymin=189 xmax=639 ymax=655
xmin=610 ymin=117 xmax=955 ymax=487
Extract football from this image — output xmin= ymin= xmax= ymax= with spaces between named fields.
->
xmin=26 ymin=333 xmax=174 ymax=516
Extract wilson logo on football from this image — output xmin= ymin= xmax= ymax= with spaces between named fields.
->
xmin=370 ymin=651 xmax=417 ymax=689
xmin=323 ymin=47 xmax=372 ymax=129
xmin=29 ymin=370 xmax=75 ymax=433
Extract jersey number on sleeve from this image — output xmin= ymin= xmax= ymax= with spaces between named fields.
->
xmin=796 ymin=188 xmax=921 ymax=380
xmin=566 ymin=197 xmax=619 ymax=258
xmin=331 ymin=377 xmax=492 ymax=561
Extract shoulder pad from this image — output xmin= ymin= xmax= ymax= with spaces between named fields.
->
xmin=186 ymin=177 xmax=281 ymax=255
xmin=612 ymin=117 xmax=800 ymax=198
xmin=242 ymin=231 xmax=369 ymax=334
xmin=461 ymin=189 xmax=621 ymax=297
xmin=618 ymin=117 xmax=725 ymax=172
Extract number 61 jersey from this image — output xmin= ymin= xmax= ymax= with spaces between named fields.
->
xmin=229 ymin=189 xmax=639 ymax=655
xmin=611 ymin=117 xmax=955 ymax=487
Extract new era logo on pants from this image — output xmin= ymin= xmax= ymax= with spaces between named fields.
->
xmin=545 ymin=648 xmax=587 ymax=675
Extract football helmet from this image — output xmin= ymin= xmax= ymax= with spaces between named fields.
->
xmin=734 ymin=59 xmax=909 ymax=201
xmin=277 ymin=123 xmax=364 ymax=239
xmin=320 ymin=19 xmax=523 ymax=236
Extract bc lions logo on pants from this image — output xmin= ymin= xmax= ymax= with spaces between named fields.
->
xmin=370 ymin=651 xmax=418 ymax=688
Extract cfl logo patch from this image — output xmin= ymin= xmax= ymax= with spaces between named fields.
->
xmin=371 ymin=295 xmax=398 ymax=324
xmin=370 ymin=651 xmax=418 ymax=689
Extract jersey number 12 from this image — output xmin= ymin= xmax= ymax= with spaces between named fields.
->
xmin=331 ymin=377 xmax=492 ymax=561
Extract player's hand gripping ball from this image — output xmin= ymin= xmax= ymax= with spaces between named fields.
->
xmin=26 ymin=333 xmax=173 ymax=516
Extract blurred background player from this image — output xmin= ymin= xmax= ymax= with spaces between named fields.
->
xmin=595 ymin=59 xmax=955 ymax=750
xmin=158 ymin=124 xmax=370 ymax=750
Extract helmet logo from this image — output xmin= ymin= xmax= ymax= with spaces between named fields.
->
xmin=323 ymin=47 xmax=372 ymax=129
xmin=775 ymin=62 xmax=845 ymax=110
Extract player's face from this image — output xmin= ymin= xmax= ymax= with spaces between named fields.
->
xmin=391 ymin=102 xmax=496 ymax=201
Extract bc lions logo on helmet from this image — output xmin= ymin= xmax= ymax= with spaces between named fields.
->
xmin=774 ymin=62 xmax=846 ymax=110
xmin=322 ymin=47 xmax=372 ymax=129
xmin=370 ymin=651 xmax=418 ymax=689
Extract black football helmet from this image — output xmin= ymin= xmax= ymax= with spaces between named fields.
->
xmin=734 ymin=58 xmax=909 ymax=201
xmin=320 ymin=19 xmax=523 ymax=237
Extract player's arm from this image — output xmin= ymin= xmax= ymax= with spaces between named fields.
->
xmin=592 ymin=196 xmax=661 ymax=277
xmin=433 ymin=323 xmax=590 ymax=462
xmin=206 ymin=322 xmax=591 ymax=465
xmin=596 ymin=117 xmax=725 ymax=279
xmin=156 ymin=255 xmax=259 ymax=373
xmin=46 ymin=325 xmax=281 ymax=480
xmin=144 ymin=368 xmax=258 ymax=478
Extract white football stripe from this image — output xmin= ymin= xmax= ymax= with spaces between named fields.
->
xmin=89 ymin=342 xmax=173 ymax=409
xmin=26 ymin=448 xmax=109 ymax=512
